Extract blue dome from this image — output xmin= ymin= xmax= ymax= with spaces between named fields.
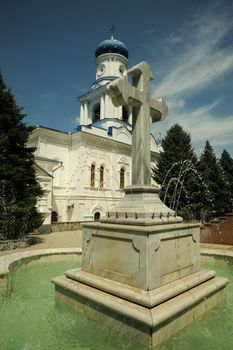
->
xmin=95 ymin=38 xmax=128 ymax=59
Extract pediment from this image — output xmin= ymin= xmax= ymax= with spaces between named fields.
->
xmin=114 ymin=126 xmax=132 ymax=144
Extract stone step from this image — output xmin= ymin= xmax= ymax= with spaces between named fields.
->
xmin=64 ymin=268 xmax=216 ymax=308
xmin=52 ymin=273 xmax=228 ymax=348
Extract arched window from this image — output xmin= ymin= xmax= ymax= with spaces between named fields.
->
xmin=120 ymin=168 xmax=125 ymax=189
xmin=100 ymin=165 xmax=104 ymax=189
xmin=94 ymin=212 xmax=100 ymax=221
xmin=91 ymin=164 xmax=95 ymax=187
xmin=122 ymin=105 xmax=129 ymax=123
xmin=51 ymin=211 xmax=58 ymax=222
xmin=92 ymin=103 xmax=100 ymax=123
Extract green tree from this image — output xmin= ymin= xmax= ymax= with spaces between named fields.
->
xmin=152 ymin=124 xmax=212 ymax=220
xmin=198 ymin=141 xmax=230 ymax=218
xmin=0 ymin=72 xmax=43 ymax=240
xmin=219 ymin=149 xmax=233 ymax=212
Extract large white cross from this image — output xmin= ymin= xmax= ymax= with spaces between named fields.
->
xmin=107 ymin=61 xmax=168 ymax=186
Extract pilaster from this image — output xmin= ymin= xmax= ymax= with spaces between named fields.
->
xmin=100 ymin=94 xmax=105 ymax=119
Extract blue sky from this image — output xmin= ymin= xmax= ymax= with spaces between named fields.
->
xmin=1 ymin=0 xmax=233 ymax=157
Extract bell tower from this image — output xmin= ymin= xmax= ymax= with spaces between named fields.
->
xmin=78 ymin=36 xmax=131 ymax=125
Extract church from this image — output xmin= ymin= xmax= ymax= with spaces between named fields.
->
xmin=28 ymin=36 xmax=162 ymax=232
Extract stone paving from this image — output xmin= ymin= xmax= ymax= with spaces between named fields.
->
xmin=0 ymin=230 xmax=83 ymax=279
xmin=1 ymin=230 xmax=233 ymax=258
xmin=201 ymin=242 xmax=233 ymax=252
xmin=0 ymin=230 xmax=82 ymax=257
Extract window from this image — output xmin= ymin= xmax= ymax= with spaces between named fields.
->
xmin=100 ymin=165 xmax=104 ymax=189
xmin=122 ymin=105 xmax=129 ymax=123
xmin=92 ymin=103 xmax=100 ymax=123
xmin=120 ymin=168 xmax=125 ymax=189
xmin=94 ymin=212 xmax=100 ymax=221
xmin=51 ymin=211 xmax=58 ymax=222
xmin=91 ymin=164 xmax=95 ymax=187
xmin=119 ymin=64 xmax=125 ymax=75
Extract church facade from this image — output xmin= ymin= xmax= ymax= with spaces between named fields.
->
xmin=28 ymin=37 xmax=162 ymax=231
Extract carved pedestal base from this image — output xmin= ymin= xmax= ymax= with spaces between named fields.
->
xmin=101 ymin=185 xmax=183 ymax=226
xmin=52 ymin=222 xmax=228 ymax=348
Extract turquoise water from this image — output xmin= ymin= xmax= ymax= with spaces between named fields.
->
xmin=0 ymin=258 xmax=141 ymax=350
xmin=158 ymin=262 xmax=233 ymax=350
xmin=0 ymin=259 xmax=232 ymax=350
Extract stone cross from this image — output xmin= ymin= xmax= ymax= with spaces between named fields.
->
xmin=107 ymin=61 xmax=168 ymax=186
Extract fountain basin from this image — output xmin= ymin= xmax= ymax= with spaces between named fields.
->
xmin=0 ymin=248 xmax=81 ymax=287
xmin=0 ymin=248 xmax=232 ymax=349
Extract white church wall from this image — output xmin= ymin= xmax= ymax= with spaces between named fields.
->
xmin=36 ymin=174 xmax=52 ymax=226
xmin=37 ymin=131 xmax=69 ymax=189
xmin=53 ymin=130 xmax=132 ymax=222
xmin=30 ymin=125 xmax=160 ymax=224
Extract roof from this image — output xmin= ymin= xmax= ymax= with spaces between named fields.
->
xmin=95 ymin=38 xmax=128 ymax=59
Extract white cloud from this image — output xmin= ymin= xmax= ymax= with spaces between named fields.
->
xmin=150 ymin=1 xmax=233 ymax=155
xmin=156 ymin=52 xmax=233 ymax=98
xmin=166 ymin=98 xmax=186 ymax=109
xmin=174 ymin=103 xmax=233 ymax=144
xmin=152 ymin=98 xmax=233 ymax=156
xmin=154 ymin=8 xmax=233 ymax=98
xmin=72 ymin=115 xmax=80 ymax=125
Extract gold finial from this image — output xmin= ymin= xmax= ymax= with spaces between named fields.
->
xmin=110 ymin=25 xmax=116 ymax=39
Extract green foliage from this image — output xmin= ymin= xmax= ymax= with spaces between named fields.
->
xmin=219 ymin=149 xmax=233 ymax=211
xmin=153 ymin=123 xmax=233 ymax=221
xmin=198 ymin=141 xmax=231 ymax=218
xmin=152 ymin=124 xmax=212 ymax=220
xmin=0 ymin=72 xmax=43 ymax=240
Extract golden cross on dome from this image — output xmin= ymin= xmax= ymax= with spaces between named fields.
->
xmin=110 ymin=25 xmax=116 ymax=39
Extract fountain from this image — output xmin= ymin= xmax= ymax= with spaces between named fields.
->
xmin=161 ymin=159 xmax=212 ymax=215
xmin=52 ymin=61 xmax=228 ymax=348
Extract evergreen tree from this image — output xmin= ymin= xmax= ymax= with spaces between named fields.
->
xmin=0 ymin=72 xmax=43 ymax=240
xmin=152 ymin=124 xmax=211 ymax=220
xmin=198 ymin=141 xmax=230 ymax=219
xmin=219 ymin=149 xmax=233 ymax=212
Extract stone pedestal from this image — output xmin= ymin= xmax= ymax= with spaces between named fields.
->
xmin=81 ymin=222 xmax=200 ymax=288
xmin=53 ymin=221 xmax=228 ymax=348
